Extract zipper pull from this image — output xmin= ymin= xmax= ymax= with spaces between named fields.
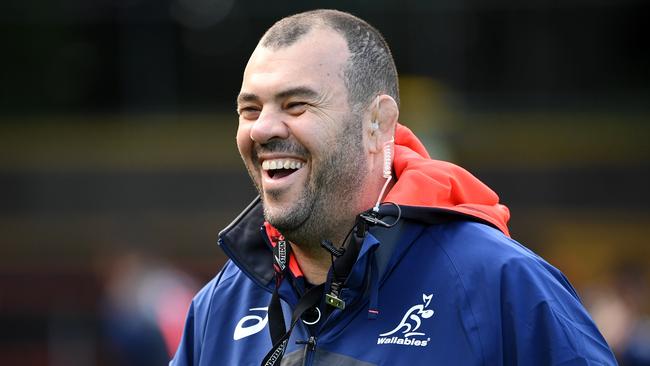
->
xmin=296 ymin=336 xmax=317 ymax=351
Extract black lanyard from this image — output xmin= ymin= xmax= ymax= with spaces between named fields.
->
xmin=262 ymin=237 xmax=325 ymax=366
xmin=262 ymin=281 xmax=324 ymax=365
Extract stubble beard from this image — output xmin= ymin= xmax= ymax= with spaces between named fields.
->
xmin=247 ymin=117 xmax=366 ymax=254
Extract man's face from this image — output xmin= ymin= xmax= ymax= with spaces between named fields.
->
xmin=236 ymin=28 xmax=368 ymax=243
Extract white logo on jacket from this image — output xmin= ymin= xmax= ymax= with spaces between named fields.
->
xmin=377 ymin=294 xmax=434 ymax=347
xmin=233 ymin=307 xmax=269 ymax=340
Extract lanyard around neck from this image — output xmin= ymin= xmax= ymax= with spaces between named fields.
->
xmin=260 ymin=217 xmax=370 ymax=366
xmin=261 ymin=236 xmax=325 ymax=366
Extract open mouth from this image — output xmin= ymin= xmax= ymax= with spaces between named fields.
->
xmin=262 ymin=159 xmax=305 ymax=179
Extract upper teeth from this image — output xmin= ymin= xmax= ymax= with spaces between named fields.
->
xmin=262 ymin=159 xmax=304 ymax=170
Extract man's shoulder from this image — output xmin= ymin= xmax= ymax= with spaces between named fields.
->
xmin=413 ymin=219 xmax=581 ymax=305
xmin=191 ymin=259 xmax=259 ymax=313
xmin=173 ymin=261 xmax=275 ymax=364
xmin=186 ymin=260 xmax=270 ymax=338
xmin=194 ymin=260 xmax=235 ymax=298
xmin=413 ymin=220 xmax=578 ymax=296
xmin=420 ymin=220 xmax=540 ymax=268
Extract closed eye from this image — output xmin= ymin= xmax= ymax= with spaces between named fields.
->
xmin=238 ymin=106 xmax=261 ymax=120
xmin=285 ymin=102 xmax=308 ymax=115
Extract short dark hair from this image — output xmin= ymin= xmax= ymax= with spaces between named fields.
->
xmin=261 ymin=9 xmax=400 ymax=112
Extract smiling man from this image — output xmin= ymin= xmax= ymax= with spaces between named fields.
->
xmin=171 ymin=9 xmax=616 ymax=366
xmin=236 ymin=24 xmax=392 ymax=286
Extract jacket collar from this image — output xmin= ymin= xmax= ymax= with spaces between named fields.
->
xmin=217 ymin=197 xmax=274 ymax=290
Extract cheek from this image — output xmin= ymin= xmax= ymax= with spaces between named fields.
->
xmin=289 ymin=123 xmax=328 ymax=153
xmin=236 ymin=124 xmax=253 ymax=158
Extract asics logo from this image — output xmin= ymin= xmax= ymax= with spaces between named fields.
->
xmin=233 ymin=307 xmax=268 ymax=340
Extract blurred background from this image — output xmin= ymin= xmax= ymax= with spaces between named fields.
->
xmin=1 ymin=0 xmax=648 ymax=365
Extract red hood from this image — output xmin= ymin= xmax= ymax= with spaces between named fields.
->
xmin=384 ymin=123 xmax=511 ymax=237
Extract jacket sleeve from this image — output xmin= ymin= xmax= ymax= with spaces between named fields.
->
xmin=500 ymin=256 xmax=618 ymax=365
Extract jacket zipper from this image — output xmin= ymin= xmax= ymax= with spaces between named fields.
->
xmin=296 ymin=335 xmax=317 ymax=366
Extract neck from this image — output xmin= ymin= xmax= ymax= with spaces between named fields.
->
xmin=282 ymin=173 xmax=395 ymax=285
xmin=290 ymin=243 xmax=331 ymax=285
xmin=281 ymin=211 xmax=359 ymax=285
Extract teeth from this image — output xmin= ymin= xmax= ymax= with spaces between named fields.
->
xmin=262 ymin=159 xmax=304 ymax=171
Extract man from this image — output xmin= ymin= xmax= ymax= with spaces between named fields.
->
xmin=172 ymin=9 xmax=616 ymax=366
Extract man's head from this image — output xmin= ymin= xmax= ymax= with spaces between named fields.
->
xmin=236 ymin=9 xmax=399 ymax=250
xmin=260 ymin=9 xmax=399 ymax=112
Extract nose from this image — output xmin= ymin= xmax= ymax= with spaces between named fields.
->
xmin=249 ymin=108 xmax=290 ymax=144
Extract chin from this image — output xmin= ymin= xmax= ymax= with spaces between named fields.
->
xmin=262 ymin=190 xmax=288 ymax=208
xmin=261 ymin=196 xmax=292 ymax=220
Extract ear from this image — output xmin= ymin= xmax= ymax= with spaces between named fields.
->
xmin=367 ymin=94 xmax=399 ymax=154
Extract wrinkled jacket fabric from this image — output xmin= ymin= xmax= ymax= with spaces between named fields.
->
xmin=172 ymin=124 xmax=616 ymax=365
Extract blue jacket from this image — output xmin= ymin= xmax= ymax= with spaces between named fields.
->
xmin=172 ymin=125 xmax=616 ymax=365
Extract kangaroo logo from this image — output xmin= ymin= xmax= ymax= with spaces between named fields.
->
xmin=377 ymin=294 xmax=434 ymax=347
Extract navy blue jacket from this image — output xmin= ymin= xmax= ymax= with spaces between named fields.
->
xmin=172 ymin=202 xmax=616 ymax=365
xmin=172 ymin=125 xmax=616 ymax=365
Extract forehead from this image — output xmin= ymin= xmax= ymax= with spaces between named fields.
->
xmin=240 ymin=27 xmax=350 ymax=99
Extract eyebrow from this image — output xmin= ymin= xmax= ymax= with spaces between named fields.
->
xmin=236 ymin=86 xmax=319 ymax=106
